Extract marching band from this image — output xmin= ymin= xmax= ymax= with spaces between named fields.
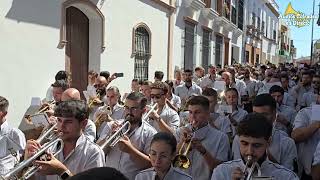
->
xmin=1 ymin=62 xmax=320 ymax=180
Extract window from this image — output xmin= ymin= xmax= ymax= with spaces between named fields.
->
xmin=216 ymin=0 xmax=223 ymax=15
xmin=256 ymin=54 xmax=260 ymax=64
xmin=215 ymin=35 xmax=223 ymax=66
xmin=273 ymin=30 xmax=276 ymax=41
xmin=134 ymin=26 xmax=150 ymax=81
xmin=257 ymin=17 xmax=261 ymax=30
xmin=184 ymin=21 xmax=196 ymax=70
xmin=231 ymin=6 xmax=237 ymax=25
xmin=245 ymin=50 xmax=249 ymax=63
xmin=252 ymin=13 xmax=256 ymax=26
xmin=237 ymin=0 xmax=244 ymax=30
xmin=202 ymin=29 xmax=211 ymax=72
xmin=262 ymin=21 xmax=265 ymax=36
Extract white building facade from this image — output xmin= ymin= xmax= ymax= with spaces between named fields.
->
xmin=172 ymin=0 xmax=244 ymax=72
xmin=0 ymin=0 xmax=175 ymax=127
xmin=244 ymin=0 xmax=279 ymax=65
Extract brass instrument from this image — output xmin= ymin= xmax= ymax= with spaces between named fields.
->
xmin=99 ymin=121 xmax=131 ymax=150
xmin=173 ymin=127 xmax=194 ymax=169
xmin=24 ymin=100 xmax=56 ymax=122
xmin=95 ymin=105 xmax=112 ymax=131
xmin=88 ymin=93 xmax=101 ymax=109
xmin=1 ymin=134 xmax=63 ymax=180
xmin=143 ymin=103 xmax=158 ymax=122
xmin=243 ymin=156 xmax=274 ymax=180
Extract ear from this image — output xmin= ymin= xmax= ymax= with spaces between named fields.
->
xmin=80 ymin=119 xmax=88 ymax=130
xmin=267 ymin=137 xmax=272 ymax=147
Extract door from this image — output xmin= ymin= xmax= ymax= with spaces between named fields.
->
xmin=66 ymin=6 xmax=89 ymax=96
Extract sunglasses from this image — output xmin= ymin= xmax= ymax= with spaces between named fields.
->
xmin=150 ymin=94 xmax=164 ymax=99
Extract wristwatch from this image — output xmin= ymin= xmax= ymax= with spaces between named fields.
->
xmin=60 ymin=170 xmax=72 ymax=180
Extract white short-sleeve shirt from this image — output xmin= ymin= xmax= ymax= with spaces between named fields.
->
xmin=135 ymin=166 xmax=192 ymax=180
xmin=147 ymin=104 xmax=180 ymax=132
xmin=211 ymin=159 xmax=298 ymax=180
xmin=104 ymin=120 xmax=157 ymax=180
xmin=175 ymin=124 xmax=230 ymax=180
xmin=175 ymin=83 xmax=202 ymax=105
xmin=232 ymin=129 xmax=298 ymax=171
xmin=0 ymin=120 xmax=26 ymax=175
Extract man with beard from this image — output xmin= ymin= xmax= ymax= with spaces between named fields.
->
xmin=212 ymin=113 xmax=298 ymax=180
xmin=88 ymin=76 xmax=108 ymax=119
xmin=301 ymin=74 xmax=320 ymax=108
xmin=290 ymin=71 xmax=313 ymax=110
xmin=98 ymin=92 xmax=157 ymax=180
xmin=175 ymin=69 xmax=202 ymax=107
xmin=232 ymin=94 xmax=297 ymax=171
xmin=200 ymin=65 xmax=217 ymax=89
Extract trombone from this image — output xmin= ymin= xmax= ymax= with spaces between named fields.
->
xmin=142 ymin=103 xmax=158 ymax=122
xmin=1 ymin=134 xmax=63 ymax=180
xmin=99 ymin=121 xmax=131 ymax=150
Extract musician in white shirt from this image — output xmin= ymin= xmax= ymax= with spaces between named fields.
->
xmin=0 ymin=96 xmax=26 ymax=175
xmin=25 ymin=100 xmax=105 ymax=180
xmin=135 ymin=132 xmax=192 ymax=180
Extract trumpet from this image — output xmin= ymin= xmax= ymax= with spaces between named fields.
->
xmin=36 ymin=123 xmax=58 ymax=144
xmin=242 ymin=156 xmax=274 ymax=180
xmin=173 ymin=127 xmax=195 ymax=169
xmin=88 ymin=93 xmax=101 ymax=109
xmin=99 ymin=121 xmax=131 ymax=150
xmin=1 ymin=135 xmax=63 ymax=180
xmin=95 ymin=105 xmax=112 ymax=130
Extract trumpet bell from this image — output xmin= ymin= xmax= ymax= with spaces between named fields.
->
xmin=173 ymin=155 xmax=191 ymax=169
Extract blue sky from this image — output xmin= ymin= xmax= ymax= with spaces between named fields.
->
xmin=276 ymin=0 xmax=320 ymax=58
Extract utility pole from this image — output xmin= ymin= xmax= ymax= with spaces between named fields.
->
xmin=311 ymin=0 xmax=316 ymax=65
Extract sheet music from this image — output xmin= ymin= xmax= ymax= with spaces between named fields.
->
xmin=213 ymin=81 xmax=226 ymax=91
xmin=30 ymin=113 xmax=50 ymax=127
xmin=217 ymin=105 xmax=233 ymax=115
xmin=311 ymin=104 xmax=320 ymax=121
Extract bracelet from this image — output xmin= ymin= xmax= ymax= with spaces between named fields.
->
xmin=60 ymin=169 xmax=72 ymax=180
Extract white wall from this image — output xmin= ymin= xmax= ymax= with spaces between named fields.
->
xmin=0 ymin=0 xmax=170 ymax=127
xmin=0 ymin=0 xmax=64 ymax=127
xmin=100 ymin=0 xmax=169 ymax=96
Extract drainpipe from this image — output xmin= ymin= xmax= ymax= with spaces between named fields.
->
xmin=167 ymin=0 xmax=175 ymax=80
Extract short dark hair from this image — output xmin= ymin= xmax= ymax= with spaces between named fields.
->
xmin=253 ymin=94 xmax=276 ymax=111
xmin=269 ymin=85 xmax=284 ymax=95
xmin=55 ymin=70 xmax=68 ymax=81
xmin=51 ymin=80 xmax=69 ymax=91
xmin=68 ymin=167 xmax=128 ymax=180
xmin=100 ymin=71 xmax=110 ymax=79
xmin=0 ymin=96 xmax=9 ymax=112
xmin=154 ymin=71 xmax=164 ymax=81
xmin=195 ymin=66 xmax=204 ymax=71
xmin=237 ymin=113 xmax=273 ymax=140
xmin=151 ymin=132 xmax=177 ymax=154
xmin=187 ymin=95 xmax=209 ymax=111
xmin=126 ymin=92 xmax=147 ymax=109
xmin=88 ymin=70 xmax=98 ymax=77
xmin=302 ymin=70 xmax=312 ymax=77
xmin=150 ymin=81 xmax=169 ymax=94
xmin=54 ymin=100 xmax=88 ymax=121
xmin=184 ymin=69 xmax=193 ymax=74
xmin=202 ymin=88 xmax=218 ymax=98
xmin=132 ymin=78 xmax=139 ymax=83
xmin=141 ymin=80 xmax=152 ymax=86
xmin=225 ymin=88 xmax=239 ymax=97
